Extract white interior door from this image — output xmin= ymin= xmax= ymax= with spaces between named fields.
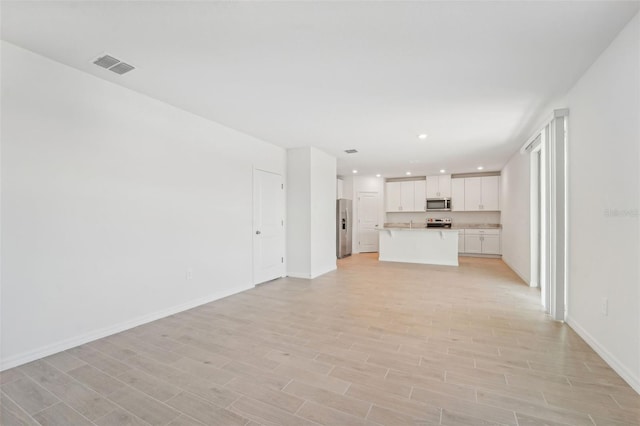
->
xmin=358 ymin=192 xmax=379 ymax=253
xmin=253 ymin=169 xmax=284 ymax=285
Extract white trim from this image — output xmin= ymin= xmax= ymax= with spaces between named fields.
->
xmin=502 ymin=256 xmax=531 ymax=285
xmin=520 ymin=109 xmax=570 ymax=154
xmin=566 ymin=316 xmax=640 ymax=395
xmin=287 ymin=266 xmax=337 ymax=280
xmin=287 ymin=272 xmax=312 ymax=279
xmin=0 ymin=285 xmax=252 ymax=371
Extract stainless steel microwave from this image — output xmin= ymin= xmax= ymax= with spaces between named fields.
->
xmin=426 ymin=198 xmax=451 ymax=211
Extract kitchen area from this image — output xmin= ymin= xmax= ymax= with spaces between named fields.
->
xmin=337 ymin=172 xmax=502 ymax=266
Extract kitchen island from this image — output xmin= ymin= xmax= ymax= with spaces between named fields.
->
xmin=378 ymin=225 xmax=459 ymax=266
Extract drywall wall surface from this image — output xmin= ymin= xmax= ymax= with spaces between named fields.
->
xmin=286 ymin=148 xmax=312 ymax=277
xmin=1 ymin=42 xmax=286 ymax=368
xmin=500 ymin=150 xmax=531 ymax=283
xmin=565 ymin=13 xmax=640 ymax=391
xmin=310 ymin=147 xmax=337 ymax=277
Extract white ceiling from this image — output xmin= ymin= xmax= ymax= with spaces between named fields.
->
xmin=2 ymin=1 xmax=638 ymax=177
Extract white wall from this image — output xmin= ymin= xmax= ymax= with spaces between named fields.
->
xmin=286 ymin=149 xmax=311 ymax=276
xmin=286 ymin=147 xmax=336 ymax=278
xmin=500 ymin=150 xmax=531 ymax=284
xmin=564 ymin=13 xmax=640 ymax=392
xmin=0 ymin=42 xmax=286 ymax=369
xmin=310 ymin=148 xmax=338 ymax=275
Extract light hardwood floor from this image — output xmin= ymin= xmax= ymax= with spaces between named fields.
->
xmin=1 ymin=254 xmax=638 ymax=425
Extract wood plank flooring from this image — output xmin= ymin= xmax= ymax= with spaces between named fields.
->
xmin=1 ymin=254 xmax=638 ymax=425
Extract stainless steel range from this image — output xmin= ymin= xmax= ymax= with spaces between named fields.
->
xmin=426 ymin=217 xmax=452 ymax=228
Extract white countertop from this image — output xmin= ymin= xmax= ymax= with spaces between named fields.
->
xmin=384 ymin=222 xmax=500 ymax=230
xmin=379 ymin=226 xmax=458 ymax=232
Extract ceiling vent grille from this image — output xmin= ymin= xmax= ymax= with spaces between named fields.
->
xmin=109 ymin=62 xmax=135 ymax=75
xmin=92 ymin=54 xmax=136 ymax=75
xmin=93 ymin=55 xmax=119 ymax=69
xmin=344 ymin=149 xmax=358 ymax=154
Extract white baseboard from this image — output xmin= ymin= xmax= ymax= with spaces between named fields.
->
xmin=566 ymin=315 xmax=640 ymax=394
xmin=0 ymin=285 xmax=252 ymax=371
xmin=310 ymin=265 xmax=337 ymax=279
xmin=287 ymin=265 xmax=337 ymax=280
xmin=287 ymin=271 xmax=313 ymax=279
xmin=501 ymin=256 xmax=531 ymax=285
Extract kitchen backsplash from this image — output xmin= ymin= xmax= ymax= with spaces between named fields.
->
xmin=386 ymin=211 xmax=500 ymax=225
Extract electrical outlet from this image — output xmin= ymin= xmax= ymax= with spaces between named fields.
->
xmin=601 ymin=297 xmax=608 ymax=316
xmin=186 ymin=268 xmax=193 ymax=280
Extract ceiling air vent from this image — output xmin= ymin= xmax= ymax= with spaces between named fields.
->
xmin=93 ymin=55 xmax=119 ymax=69
xmin=92 ymin=54 xmax=136 ymax=75
xmin=109 ymin=62 xmax=135 ymax=75
xmin=344 ymin=149 xmax=358 ymax=154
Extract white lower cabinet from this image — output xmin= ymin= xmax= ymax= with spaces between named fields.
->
xmin=481 ymin=235 xmax=501 ymax=254
xmin=460 ymin=229 xmax=501 ymax=255
xmin=457 ymin=230 xmax=465 ymax=253
xmin=464 ymin=235 xmax=483 ymax=253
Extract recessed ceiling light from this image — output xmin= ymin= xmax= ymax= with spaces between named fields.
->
xmin=440 ymin=169 xmax=446 ymax=173
xmin=344 ymin=149 xmax=358 ymax=154
xmin=352 ymin=170 xmax=358 ymax=174
xmin=376 ymin=174 xmax=381 ymax=178
xmin=477 ymin=166 xmax=484 ymax=170
xmin=418 ymin=134 xmax=428 ymax=140
xmin=406 ymin=171 xmax=412 ymax=176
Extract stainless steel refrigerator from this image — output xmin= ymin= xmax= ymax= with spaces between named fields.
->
xmin=336 ymin=199 xmax=353 ymax=259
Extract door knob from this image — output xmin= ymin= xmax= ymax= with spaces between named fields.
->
xmin=256 ymin=230 xmax=261 ymax=235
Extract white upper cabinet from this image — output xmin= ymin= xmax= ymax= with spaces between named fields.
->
xmin=480 ymin=176 xmax=500 ymax=211
xmin=451 ymin=178 xmax=465 ymax=211
xmin=460 ymin=176 xmax=500 ymax=211
xmin=426 ymin=176 xmax=439 ymax=198
xmin=414 ymin=180 xmax=426 ymax=211
xmin=464 ymin=177 xmax=483 ymax=211
xmin=385 ymin=181 xmax=402 ymax=212
xmin=438 ymin=174 xmax=451 ymax=197
xmin=400 ymin=181 xmax=415 ymax=211
xmin=385 ymin=180 xmax=426 ymax=212
xmin=426 ymin=174 xmax=451 ymax=198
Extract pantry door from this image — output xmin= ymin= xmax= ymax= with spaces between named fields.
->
xmin=358 ymin=192 xmax=380 ymax=252
xmin=253 ymin=169 xmax=284 ymax=284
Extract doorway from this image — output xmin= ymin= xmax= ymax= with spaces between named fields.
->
xmin=253 ymin=169 xmax=285 ymax=285
xmin=357 ymin=191 xmax=380 ymax=253
xmin=525 ymin=109 xmax=568 ymax=321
